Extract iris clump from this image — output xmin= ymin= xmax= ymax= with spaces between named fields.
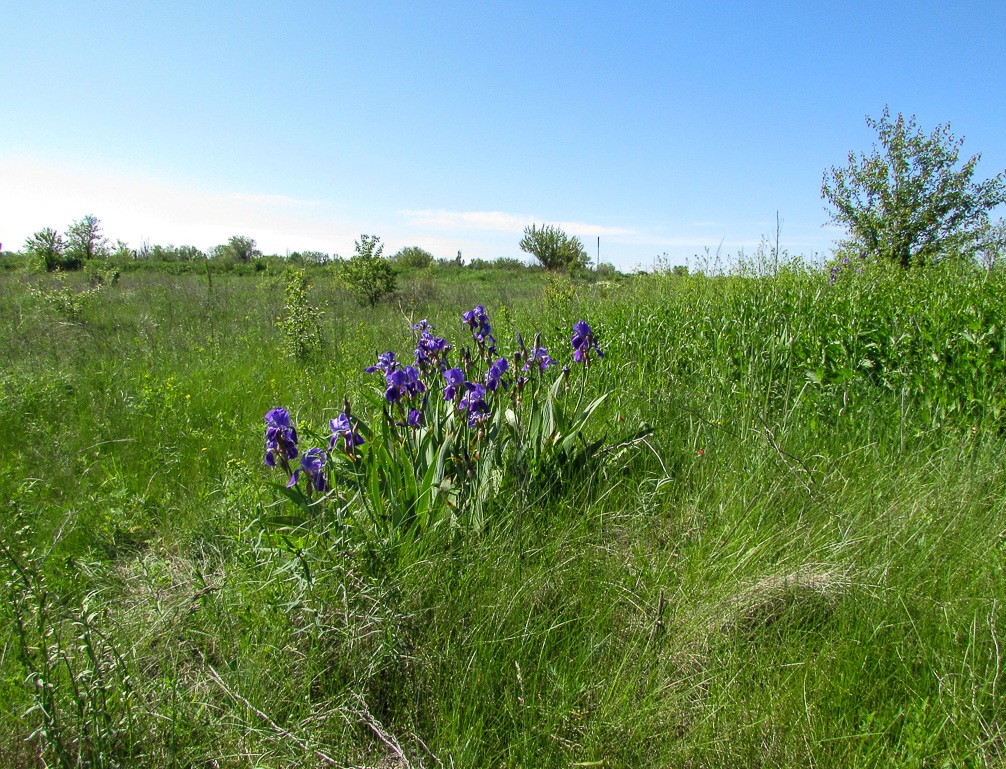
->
xmin=263 ymin=308 xmax=611 ymax=536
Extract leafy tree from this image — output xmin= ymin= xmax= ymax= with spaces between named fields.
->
xmin=341 ymin=234 xmax=397 ymax=306
xmin=65 ymin=214 xmax=107 ymax=265
xmin=822 ymin=108 xmax=1006 ymax=267
xmin=392 ymin=245 xmax=434 ymax=269
xmin=519 ymin=224 xmax=588 ymax=271
xmin=213 ymin=235 xmax=261 ymax=263
xmin=24 ymin=227 xmax=66 ymax=272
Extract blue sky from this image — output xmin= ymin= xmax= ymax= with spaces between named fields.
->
xmin=2 ymin=0 xmax=1004 ymax=269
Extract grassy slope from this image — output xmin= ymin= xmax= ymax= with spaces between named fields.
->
xmin=1 ymin=263 xmax=1004 ymax=767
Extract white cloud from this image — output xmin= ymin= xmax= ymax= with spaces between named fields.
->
xmin=0 ymin=157 xmax=357 ymax=255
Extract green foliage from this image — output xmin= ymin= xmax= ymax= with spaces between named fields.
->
xmin=2 ymin=516 xmax=140 ymax=768
xmin=977 ymin=217 xmax=1006 ymax=269
xmin=65 ymin=214 xmax=108 ymax=264
xmin=288 ymin=250 xmax=330 ymax=265
xmin=25 ymin=227 xmax=68 ymax=272
xmin=489 ymin=256 xmax=527 ymax=270
xmin=341 ymin=234 xmax=397 ymax=306
xmin=823 ymin=107 xmax=1006 ymax=267
xmin=6 ymin=266 xmax=1006 ymax=765
xmin=265 ymin=312 xmax=617 ymax=545
xmin=147 ymin=243 xmax=205 ymax=262
xmin=519 ymin=224 xmax=589 ymax=271
xmin=392 ymin=245 xmax=435 ymax=269
xmin=277 ymin=268 xmax=324 ymax=361
xmin=212 ymin=235 xmax=262 ymax=263
xmin=541 ymin=271 xmax=577 ymax=313
xmin=28 ymin=273 xmax=102 ymax=320
xmin=84 ymin=259 xmax=121 ymax=288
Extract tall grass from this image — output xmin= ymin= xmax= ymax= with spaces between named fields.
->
xmin=1 ymin=261 xmax=1004 ymax=767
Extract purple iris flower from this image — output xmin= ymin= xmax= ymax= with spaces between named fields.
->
xmin=412 ymin=320 xmax=452 ymax=371
xmin=365 ymin=351 xmax=398 ymax=374
xmin=443 ymin=367 xmax=465 ymax=400
xmin=407 ymin=409 xmax=423 ymax=428
xmin=459 ymin=382 xmax=490 ymax=426
xmin=415 ymin=331 xmax=452 ymax=371
xmin=404 ymin=366 xmax=425 ymax=396
xmin=385 ymin=369 xmax=407 ymax=403
xmin=523 ymin=346 xmax=557 ymax=373
xmin=462 ymin=304 xmax=496 ymax=353
xmin=385 ymin=365 xmax=426 ymax=403
xmin=289 ymin=447 xmax=328 ymax=492
xmin=265 ymin=407 xmax=298 ymax=466
xmin=571 ymin=320 xmax=604 ymax=363
xmin=829 ymin=265 xmax=841 ymax=284
xmin=485 ymin=357 xmax=509 ymax=391
xmin=329 ymin=413 xmax=364 ymax=452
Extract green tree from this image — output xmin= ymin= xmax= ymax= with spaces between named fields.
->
xmin=213 ymin=235 xmax=261 ymax=263
xmin=65 ymin=214 xmax=107 ymax=266
xmin=519 ymin=224 xmax=588 ymax=271
xmin=24 ymin=227 xmax=66 ymax=272
xmin=341 ymin=234 xmax=397 ymax=306
xmin=392 ymin=245 xmax=434 ymax=269
xmin=822 ymin=108 xmax=1006 ymax=267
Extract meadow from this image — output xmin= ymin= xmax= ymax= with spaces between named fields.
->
xmin=1 ymin=257 xmax=1005 ymax=767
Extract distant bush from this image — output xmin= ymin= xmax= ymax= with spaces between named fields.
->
xmin=277 ymin=268 xmax=324 ymax=361
xmin=589 ymin=261 xmax=621 ymax=279
xmin=288 ymin=250 xmax=331 ymax=265
xmin=148 ymin=244 xmax=205 ymax=262
xmin=84 ymin=260 xmax=120 ymax=288
xmin=492 ymin=257 xmax=527 ymax=270
xmin=25 ymin=227 xmax=68 ymax=272
xmin=65 ymin=215 xmax=108 ymax=264
xmin=520 ymin=224 xmax=589 ymax=272
xmin=341 ymin=234 xmax=397 ymax=306
xmin=211 ymin=235 xmax=262 ymax=263
xmin=392 ymin=246 xmax=435 ymax=270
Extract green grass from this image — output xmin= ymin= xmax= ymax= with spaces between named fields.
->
xmin=1 ymin=260 xmax=1005 ymax=767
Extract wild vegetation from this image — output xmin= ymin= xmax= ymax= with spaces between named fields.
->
xmin=1 ymin=249 xmax=1005 ymax=767
xmin=2 ymin=110 xmax=1005 ymax=767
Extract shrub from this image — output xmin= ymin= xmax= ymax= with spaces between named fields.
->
xmin=596 ymin=261 xmax=621 ymax=278
xmin=519 ymin=224 xmax=589 ymax=271
xmin=25 ymin=227 xmax=67 ymax=272
xmin=822 ymin=107 xmax=1006 ymax=267
xmin=341 ymin=234 xmax=397 ymax=306
xmin=211 ymin=235 xmax=262 ymax=263
xmin=492 ymin=256 xmax=527 ymax=270
xmin=84 ymin=260 xmax=120 ymax=288
xmin=277 ymin=268 xmax=324 ymax=361
xmin=392 ymin=245 xmax=435 ymax=270
xmin=65 ymin=214 xmax=108 ymax=264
